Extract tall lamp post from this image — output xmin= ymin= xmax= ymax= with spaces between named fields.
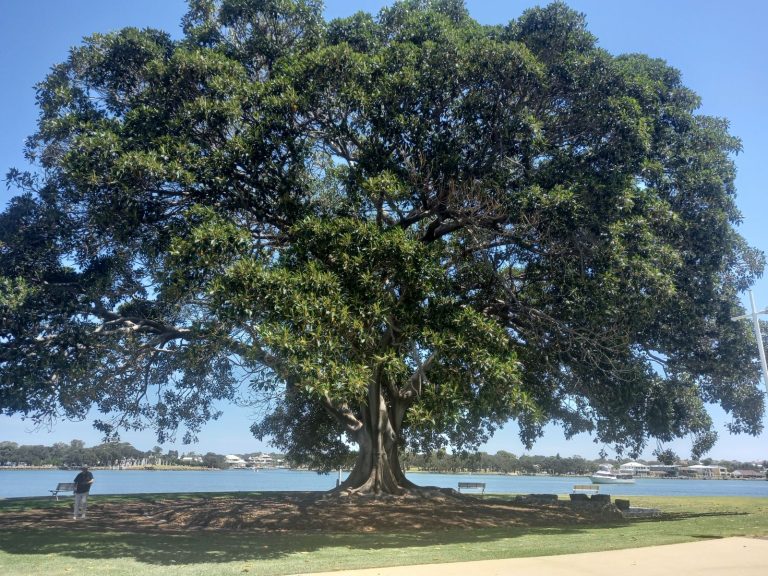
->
xmin=731 ymin=290 xmax=768 ymax=395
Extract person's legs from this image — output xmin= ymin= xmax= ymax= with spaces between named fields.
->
xmin=73 ymin=493 xmax=82 ymax=518
xmin=79 ymin=493 xmax=88 ymax=518
xmin=74 ymin=493 xmax=88 ymax=518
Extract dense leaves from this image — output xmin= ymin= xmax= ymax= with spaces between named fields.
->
xmin=1 ymin=1 xmax=764 ymax=489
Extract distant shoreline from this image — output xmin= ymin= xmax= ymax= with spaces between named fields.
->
xmin=0 ymin=465 xmax=226 ymax=472
xmin=1 ymin=465 xmax=764 ymax=481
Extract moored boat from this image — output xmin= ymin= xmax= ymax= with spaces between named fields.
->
xmin=589 ymin=465 xmax=635 ymax=484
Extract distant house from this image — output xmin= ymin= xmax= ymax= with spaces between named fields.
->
xmin=732 ymin=469 xmax=764 ymax=479
xmin=180 ymin=455 xmax=203 ymax=464
xmin=248 ymin=454 xmax=274 ymax=467
xmin=683 ymin=464 xmax=728 ymax=479
xmin=619 ymin=461 xmax=650 ymax=477
xmin=649 ymin=464 xmax=679 ymax=478
xmin=225 ymin=455 xmax=247 ymax=468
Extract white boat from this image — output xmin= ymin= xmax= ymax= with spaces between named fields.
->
xmin=588 ymin=465 xmax=635 ymax=484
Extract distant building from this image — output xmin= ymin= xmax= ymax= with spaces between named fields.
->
xmin=225 ymin=455 xmax=248 ymax=468
xmin=732 ymin=469 xmax=764 ymax=479
xmin=246 ymin=453 xmax=288 ymax=468
xmin=649 ymin=464 xmax=679 ymax=478
xmin=619 ymin=461 xmax=650 ymax=477
xmin=683 ymin=464 xmax=728 ymax=479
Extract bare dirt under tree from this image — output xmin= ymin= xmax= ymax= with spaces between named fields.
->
xmin=5 ymin=491 xmax=623 ymax=533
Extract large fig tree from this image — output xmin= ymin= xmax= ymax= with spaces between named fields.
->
xmin=1 ymin=0 xmax=764 ymax=494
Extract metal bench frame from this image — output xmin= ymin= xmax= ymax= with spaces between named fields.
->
xmin=458 ymin=481 xmax=486 ymax=495
xmin=50 ymin=482 xmax=76 ymax=500
xmin=572 ymin=484 xmax=600 ymax=495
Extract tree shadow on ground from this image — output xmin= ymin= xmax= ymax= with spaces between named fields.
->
xmin=634 ymin=511 xmax=749 ymax=523
xmin=0 ymin=525 xmax=596 ymax=567
xmin=0 ymin=492 xmax=753 ymax=567
xmin=0 ymin=492 xmax=619 ymax=534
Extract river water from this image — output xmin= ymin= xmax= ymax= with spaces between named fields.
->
xmin=1 ymin=469 xmax=767 ymax=499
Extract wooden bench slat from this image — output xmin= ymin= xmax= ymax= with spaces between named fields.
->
xmin=572 ymin=484 xmax=599 ymax=494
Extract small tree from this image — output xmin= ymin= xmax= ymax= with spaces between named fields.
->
xmin=203 ymin=452 xmax=227 ymax=469
xmin=0 ymin=0 xmax=764 ymax=495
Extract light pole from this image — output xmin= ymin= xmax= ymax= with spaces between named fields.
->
xmin=731 ymin=290 xmax=768 ymax=394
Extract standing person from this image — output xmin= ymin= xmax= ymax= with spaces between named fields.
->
xmin=73 ymin=465 xmax=94 ymax=520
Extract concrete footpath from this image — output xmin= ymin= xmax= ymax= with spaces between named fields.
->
xmin=298 ymin=537 xmax=768 ymax=576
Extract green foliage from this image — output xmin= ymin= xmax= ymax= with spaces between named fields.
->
xmin=1 ymin=0 xmax=764 ymax=468
xmin=0 ymin=440 xmax=146 ymax=468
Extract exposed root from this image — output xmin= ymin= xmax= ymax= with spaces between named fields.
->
xmin=322 ymin=484 xmax=463 ymax=502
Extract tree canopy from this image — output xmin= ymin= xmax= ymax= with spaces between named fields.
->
xmin=1 ymin=0 xmax=765 ymax=493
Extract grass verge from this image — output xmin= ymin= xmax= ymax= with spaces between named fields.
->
xmin=1 ymin=494 xmax=766 ymax=576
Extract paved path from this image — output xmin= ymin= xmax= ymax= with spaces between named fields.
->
xmin=298 ymin=537 xmax=768 ymax=576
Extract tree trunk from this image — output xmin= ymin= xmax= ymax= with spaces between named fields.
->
xmin=334 ymin=386 xmax=418 ymax=495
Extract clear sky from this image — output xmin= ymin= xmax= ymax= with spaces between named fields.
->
xmin=1 ymin=0 xmax=767 ymax=461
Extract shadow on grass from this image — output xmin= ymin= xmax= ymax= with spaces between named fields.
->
xmin=633 ymin=511 xmax=750 ymax=523
xmin=0 ymin=492 xmax=754 ymax=567
xmin=0 ymin=524 xmax=589 ymax=567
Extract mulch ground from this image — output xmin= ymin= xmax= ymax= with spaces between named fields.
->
xmin=1 ymin=491 xmax=623 ymax=533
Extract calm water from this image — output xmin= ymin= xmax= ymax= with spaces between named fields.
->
xmin=1 ymin=469 xmax=767 ymax=499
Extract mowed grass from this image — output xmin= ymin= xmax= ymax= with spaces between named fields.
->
xmin=0 ymin=494 xmax=767 ymax=576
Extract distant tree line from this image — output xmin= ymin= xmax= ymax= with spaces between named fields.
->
xmin=402 ymin=450 xmax=595 ymax=475
xmin=2 ymin=440 xmax=764 ymax=475
xmin=0 ymin=439 xmax=146 ymax=467
xmin=401 ymin=450 xmax=767 ymax=475
xmin=0 ymin=440 xmax=291 ymax=469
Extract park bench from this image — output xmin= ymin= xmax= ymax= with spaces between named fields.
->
xmin=457 ymin=481 xmax=486 ymax=495
xmin=50 ymin=482 xmax=76 ymax=500
xmin=572 ymin=484 xmax=599 ymax=495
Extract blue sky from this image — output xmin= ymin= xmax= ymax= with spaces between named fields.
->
xmin=1 ymin=0 xmax=767 ymax=461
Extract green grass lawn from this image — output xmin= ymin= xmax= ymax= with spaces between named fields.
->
xmin=1 ymin=494 xmax=766 ymax=576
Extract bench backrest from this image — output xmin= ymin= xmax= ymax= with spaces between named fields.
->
xmin=458 ymin=482 xmax=485 ymax=488
xmin=55 ymin=483 xmax=76 ymax=491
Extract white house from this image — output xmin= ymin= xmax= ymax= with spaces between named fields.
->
xmin=248 ymin=454 xmax=274 ymax=467
xmin=619 ymin=461 xmax=650 ymax=477
xmin=225 ymin=455 xmax=248 ymax=468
